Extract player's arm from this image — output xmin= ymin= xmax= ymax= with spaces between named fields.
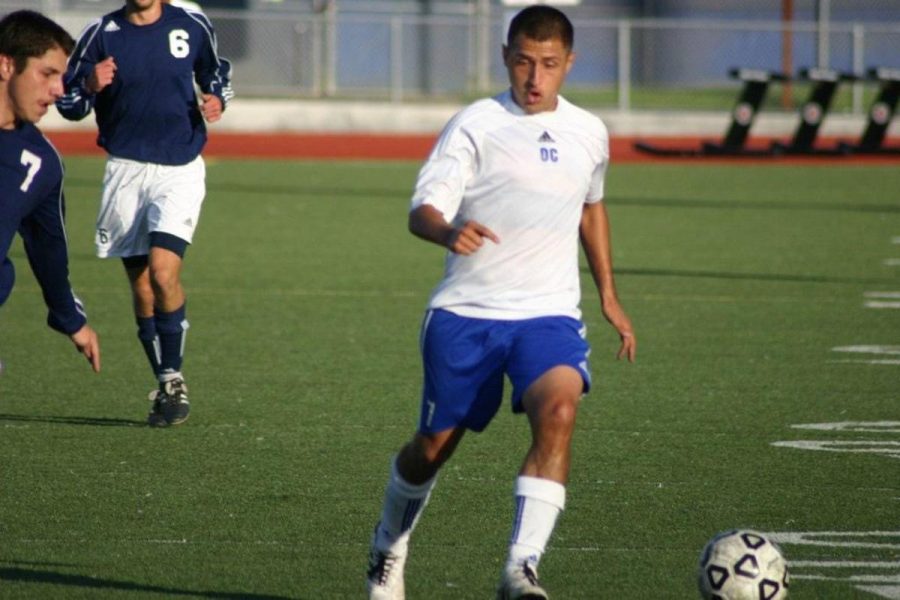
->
xmin=192 ymin=15 xmax=230 ymax=122
xmin=580 ymin=201 xmax=636 ymax=362
xmin=409 ymin=205 xmax=499 ymax=255
xmin=56 ymin=20 xmax=109 ymax=120
xmin=19 ymin=184 xmax=100 ymax=372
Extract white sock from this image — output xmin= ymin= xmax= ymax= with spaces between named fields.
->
xmin=507 ymin=476 xmax=566 ymax=568
xmin=374 ymin=458 xmax=436 ymax=555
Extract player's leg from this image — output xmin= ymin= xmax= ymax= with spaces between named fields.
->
xmin=147 ymin=237 xmax=190 ymax=426
xmin=143 ymin=157 xmax=205 ymax=426
xmin=499 ymin=318 xmax=590 ymax=599
xmin=368 ymin=427 xmax=464 ymax=600
xmin=124 ymin=256 xmax=174 ymax=427
xmin=368 ymin=309 xmax=507 ymax=599
xmin=124 ymin=256 xmax=161 ymax=377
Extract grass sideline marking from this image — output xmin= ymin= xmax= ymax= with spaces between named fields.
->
xmin=771 ymin=440 xmax=900 ymax=458
xmin=831 ymin=345 xmax=900 ymax=355
xmin=789 ymin=421 xmax=900 ymax=433
xmin=768 ymin=531 xmax=900 ymax=598
xmin=772 ymin=421 xmax=900 ymax=458
xmin=865 ymin=292 xmax=900 ymax=309
xmin=830 ymin=345 xmax=900 ymax=365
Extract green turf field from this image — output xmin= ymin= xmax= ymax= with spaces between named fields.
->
xmin=1 ymin=158 xmax=898 ymax=599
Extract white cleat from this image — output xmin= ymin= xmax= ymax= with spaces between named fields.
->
xmin=497 ymin=560 xmax=549 ymax=600
xmin=366 ymin=541 xmax=406 ymax=600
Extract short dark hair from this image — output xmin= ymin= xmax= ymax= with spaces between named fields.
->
xmin=0 ymin=10 xmax=75 ymax=74
xmin=507 ymin=5 xmax=574 ymax=51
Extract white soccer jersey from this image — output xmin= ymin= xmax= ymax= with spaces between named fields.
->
xmin=412 ymin=89 xmax=610 ymax=321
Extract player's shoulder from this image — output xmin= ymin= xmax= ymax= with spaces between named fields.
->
xmin=444 ymin=92 xmax=519 ymax=135
xmin=1 ymin=123 xmax=62 ymax=171
xmin=9 ymin=121 xmax=45 ymax=147
xmin=72 ymin=13 xmax=111 ymax=43
xmin=165 ymin=2 xmax=215 ymax=29
xmin=557 ymin=96 xmax=609 ymax=141
xmin=170 ymin=0 xmax=204 ymax=11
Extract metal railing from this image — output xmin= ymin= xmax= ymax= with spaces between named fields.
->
xmin=3 ymin=3 xmax=898 ymax=111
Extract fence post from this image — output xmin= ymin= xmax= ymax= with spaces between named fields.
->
xmin=852 ymin=23 xmax=865 ymax=115
xmin=618 ymin=19 xmax=631 ymax=112
xmin=324 ymin=0 xmax=337 ymax=97
xmin=475 ymin=0 xmax=491 ymax=92
xmin=390 ymin=16 xmax=403 ymax=102
xmin=816 ymin=0 xmax=830 ymax=68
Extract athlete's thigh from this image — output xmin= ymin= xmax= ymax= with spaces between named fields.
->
xmin=418 ymin=309 xmax=507 ymax=434
xmin=147 ymin=156 xmax=206 ymax=245
xmin=507 ymin=316 xmax=591 ymax=412
xmin=95 ymin=158 xmax=150 ymax=258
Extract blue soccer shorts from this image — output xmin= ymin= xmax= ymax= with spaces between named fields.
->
xmin=417 ymin=308 xmax=592 ymax=434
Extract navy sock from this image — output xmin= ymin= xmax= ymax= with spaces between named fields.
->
xmin=154 ymin=303 xmax=189 ymax=377
xmin=136 ymin=315 xmax=161 ymax=377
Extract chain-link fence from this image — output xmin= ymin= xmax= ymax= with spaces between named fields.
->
xmin=2 ymin=2 xmax=898 ymax=112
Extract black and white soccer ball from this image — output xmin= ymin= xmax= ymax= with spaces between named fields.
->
xmin=698 ymin=529 xmax=789 ymax=600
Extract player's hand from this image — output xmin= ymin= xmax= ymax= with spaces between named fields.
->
xmin=447 ymin=220 xmax=500 ymax=255
xmin=601 ymin=297 xmax=636 ymax=362
xmin=87 ymin=57 xmax=116 ymax=94
xmin=69 ymin=324 xmax=101 ymax=373
xmin=200 ymin=93 xmax=223 ymax=123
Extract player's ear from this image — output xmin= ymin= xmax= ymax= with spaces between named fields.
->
xmin=0 ymin=54 xmax=14 ymax=81
xmin=564 ymin=50 xmax=576 ymax=75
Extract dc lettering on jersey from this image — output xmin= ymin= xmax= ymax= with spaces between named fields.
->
xmin=540 ymin=147 xmax=559 ymax=163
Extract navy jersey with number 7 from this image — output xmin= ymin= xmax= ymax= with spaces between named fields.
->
xmin=0 ymin=123 xmax=87 ymax=334
xmin=57 ymin=3 xmax=231 ymax=165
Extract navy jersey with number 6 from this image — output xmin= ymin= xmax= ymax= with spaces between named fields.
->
xmin=57 ymin=3 xmax=230 ymax=165
xmin=0 ymin=123 xmax=86 ymax=334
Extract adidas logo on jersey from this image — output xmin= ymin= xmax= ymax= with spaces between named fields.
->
xmin=103 ymin=20 xmax=121 ymax=32
xmin=538 ymin=131 xmax=555 ymax=143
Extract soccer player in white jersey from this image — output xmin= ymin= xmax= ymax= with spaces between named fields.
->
xmin=366 ymin=5 xmax=635 ymax=599
xmin=0 ymin=10 xmax=101 ymax=375
xmin=57 ymin=0 xmax=230 ymax=426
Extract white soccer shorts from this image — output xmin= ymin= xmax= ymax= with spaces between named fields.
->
xmin=95 ymin=155 xmax=206 ymax=258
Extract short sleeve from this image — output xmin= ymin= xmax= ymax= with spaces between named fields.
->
xmin=585 ymin=126 xmax=609 ymax=204
xmin=410 ymin=118 xmax=478 ymax=221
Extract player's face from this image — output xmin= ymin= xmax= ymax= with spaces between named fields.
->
xmin=503 ymin=34 xmax=574 ymax=115
xmin=2 ymin=47 xmax=68 ymax=125
xmin=126 ymin=0 xmax=161 ymax=12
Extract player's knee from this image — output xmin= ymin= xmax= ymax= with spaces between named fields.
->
xmin=148 ymin=264 xmax=180 ymax=296
xmin=130 ymin=279 xmax=155 ymax=311
xmin=535 ymin=393 xmax=580 ymax=434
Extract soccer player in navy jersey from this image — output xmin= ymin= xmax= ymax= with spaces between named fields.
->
xmin=57 ymin=0 xmax=231 ymax=426
xmin=0 ymin=10 xmax=100 ymax=374
xmin=366 ymin=7 xmax=635 ymax=599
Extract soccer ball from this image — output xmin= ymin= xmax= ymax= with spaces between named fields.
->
xmin=698 ymin=529 xmax=789 ymax=600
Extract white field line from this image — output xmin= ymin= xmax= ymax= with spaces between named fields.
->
xmin=789 ymin=421 xmax=900 ymax=433
xmin=770 ymin=440 xmax=900 ymax=458
xmin=828 ymin=359 xmax=900 ymax=365
xmin=767 ymin=531 xmax=900 ymax=549
xmin=831 ymin=346 xmax=900 ymax=355
xmin=856 ymin=585 xmax=900 ymax=600
xmin=865 ymin=292 xmax=900 ymax=299
xmin=866 ymin=301 xmax=900 ymax=309
xmin=885 ymin=259 xmax=900 ymax=267
xmin=791 ymin=560 xmax=900 ymax=569
xmin=792 ymin=574 xmax=900 ymax=583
